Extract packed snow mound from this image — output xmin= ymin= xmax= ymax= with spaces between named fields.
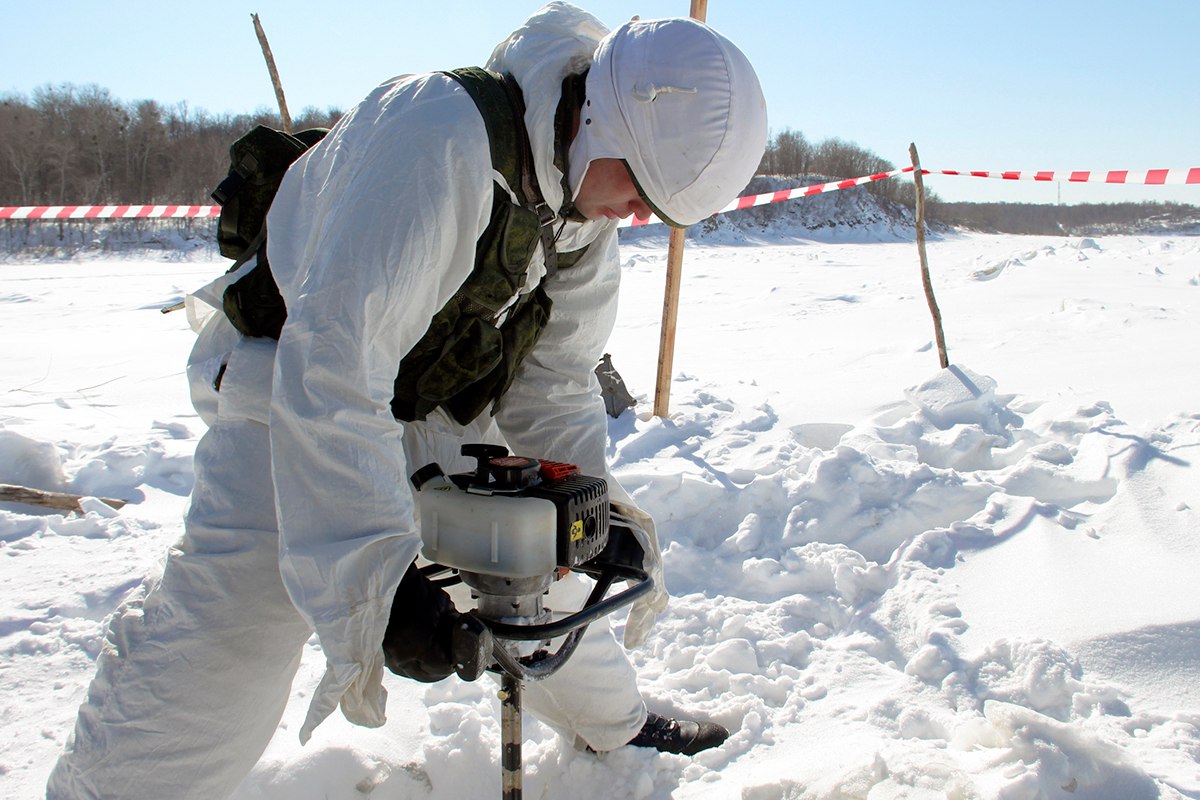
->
xmin=0 ymin=430 xmax=67 ymax=493
xmin=600 ymin=372 xmax=1199 ymax=798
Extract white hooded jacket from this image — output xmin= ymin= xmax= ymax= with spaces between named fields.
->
xmin=190 ymin=2 xmax=670 ymax=742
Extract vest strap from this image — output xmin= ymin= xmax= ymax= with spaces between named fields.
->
xmin=444 ymin=68 xmax=558 ymax=278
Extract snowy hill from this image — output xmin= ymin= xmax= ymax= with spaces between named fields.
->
xmin=621 ymin=175 xmax=925 ymax=247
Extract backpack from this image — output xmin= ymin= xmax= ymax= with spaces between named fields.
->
xmin=208 ymin=68 xmax=586 ymax=426
xmin=210 ymin=125 xmax=328 ymax=339
xmin=208 ymin=68 xmax=556 ymax=343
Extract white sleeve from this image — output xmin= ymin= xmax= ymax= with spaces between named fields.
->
xmin=264 ymin=73 xmax=494 ymax=742
xmin=493 ymin=227 xmax=668 ymax=644
xmin=491 ymin=228 xmax=620 ymax=474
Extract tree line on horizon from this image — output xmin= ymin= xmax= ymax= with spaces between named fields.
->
xmin=1 ymin=83 xmax=1195 ymax=236
xmin=0 ymin=84 xmax=340 ymax=208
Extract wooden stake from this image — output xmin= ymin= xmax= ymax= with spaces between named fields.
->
xmin=652 ymin=0 xmax=708 ymax=418
xmin=252 ymin=13 xmax=293 ymax=133
xmin=909 ymin=142 xmax=949 ymax=369
xmin=0 ymin=484 xmax=126 ymax=513
xmin=654 ymin=225 xmax=687 ymax=417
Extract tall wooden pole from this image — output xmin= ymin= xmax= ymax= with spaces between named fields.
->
xmin=252 ymin=13 xmax=293 ymax=133
xmin=909 ymin=142 xmax=949 ymax=369
xmin=653 ymin=0 xmax=708 ymax=417
xmin=653 ymin=226 xmax=686 ymax=418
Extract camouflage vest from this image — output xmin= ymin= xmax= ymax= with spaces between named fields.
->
xmin=390 ymin=67 xmax=589 ymax=426
xmin=214 ymin=67 xmax=586 ymax=427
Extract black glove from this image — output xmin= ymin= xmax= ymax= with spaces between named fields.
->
xmin=382 ymin=563 xmax=493 ymax=682
xmin=597 ymin=523 xmax=647 ymax=571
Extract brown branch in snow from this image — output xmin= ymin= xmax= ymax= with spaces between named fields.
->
xmin=0 ymin=484 xmax=127 ymax=513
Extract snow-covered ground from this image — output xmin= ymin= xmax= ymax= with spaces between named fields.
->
xmin=2 ymin=230 xmax=1198 ymax=799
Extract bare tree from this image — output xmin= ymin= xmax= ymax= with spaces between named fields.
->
xmin=125 ymin=100 xmax=169 ymax=201
xmin=0 ymin=97 xmax=41 ymax=203
xmin=760 ymin=127 xmax=813 ymax=176
xmin=73 ymin=85 xmax=126 ymax=202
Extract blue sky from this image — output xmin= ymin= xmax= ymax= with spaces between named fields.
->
xmin=3 ymin=0 xmax=1197 ymax=204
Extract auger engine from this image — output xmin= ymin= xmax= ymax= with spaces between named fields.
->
xmin=411 ymin=444 xmax=652 ymax=800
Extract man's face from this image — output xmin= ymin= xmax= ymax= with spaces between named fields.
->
xmin=573 ymin=158 xmax=653 ymax=223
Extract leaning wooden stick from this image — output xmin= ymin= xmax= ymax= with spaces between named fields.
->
xmin=909 ymin=142 xmax=949 ymax=369
xmin=252 ymin=13 xmax=293 ymax=133
xmin=0 ymin=484 xmax=127 ymax=513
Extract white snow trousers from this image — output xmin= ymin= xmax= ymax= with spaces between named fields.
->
xmin=47 ymin=333 xmax=645 ymax=800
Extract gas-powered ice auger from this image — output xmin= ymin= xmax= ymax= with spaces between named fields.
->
xmin=411 ymin=444 xmax=654 ymax=800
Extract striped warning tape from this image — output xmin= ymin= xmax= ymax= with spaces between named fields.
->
xmin=932 ymin=167 xmax=1200 ymax=186
xmin=618 ymin=166 xmax=1200 ymax=228
xmin=0 ymin=204 xmax=220 ymax=220
xmin=3 ymin=166 xmax=1197 ymax=226
xmin=621 ymin=167 xmax=918 ymax=227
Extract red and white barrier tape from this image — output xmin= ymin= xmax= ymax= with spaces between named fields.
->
xmin=0 ymin=204 xmax=220 ymax=220
xmin=619 ymin=167 xmax=918 ymax=227
xmin=619 ymin=166 xmax=1200 ymax=228
xmin=931 ymin=167 xmax=1200 ymax=186
xmin=3 ymin=166 xmax=1197 ymax=226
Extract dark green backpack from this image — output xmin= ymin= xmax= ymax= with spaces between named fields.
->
xmin=210 ymin=125 xmax=328 ymax=339
xmin=209 ymin=69 xmax=586 ymax=425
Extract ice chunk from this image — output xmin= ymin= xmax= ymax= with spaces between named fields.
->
xmin=0 ymin=431 xmax=66 ymax=492
xmin=905 ymin=366 xmax=1002 ymax=431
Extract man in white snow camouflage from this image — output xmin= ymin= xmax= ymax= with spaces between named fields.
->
xmin=48 ymin=3 xmax=767 ymax=797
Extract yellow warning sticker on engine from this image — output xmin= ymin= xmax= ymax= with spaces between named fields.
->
xmin=570 ymin=520 xmax=584 ymax=541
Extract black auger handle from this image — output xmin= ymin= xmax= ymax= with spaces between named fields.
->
xmin=418 ymin=560 xmax=654 ymax=682
xmin=485 ymin=561 xmax=653 ymax=682
xmin=483 ymin=561 xmax=653 ymax=641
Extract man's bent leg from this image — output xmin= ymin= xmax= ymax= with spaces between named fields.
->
xmin=516 ymin=579 xmax=647 ymax=753
xmin=47 ymin=419 xmax=313 ymax=800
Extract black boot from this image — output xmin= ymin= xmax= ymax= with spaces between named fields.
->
xmin=627 ymin=712 xmax=730 ymax=755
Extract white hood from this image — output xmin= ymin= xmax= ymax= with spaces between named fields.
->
xmin=487 ymin=2 xmax=610 ymax=217
xmin=570 ymin=17 xmax=768 ymax=227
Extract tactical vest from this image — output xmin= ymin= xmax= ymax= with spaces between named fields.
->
xmin=214 ymin=67 xmax=587 ymax=427
xmin=390 ymin=67 xmax=590 ymax=426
